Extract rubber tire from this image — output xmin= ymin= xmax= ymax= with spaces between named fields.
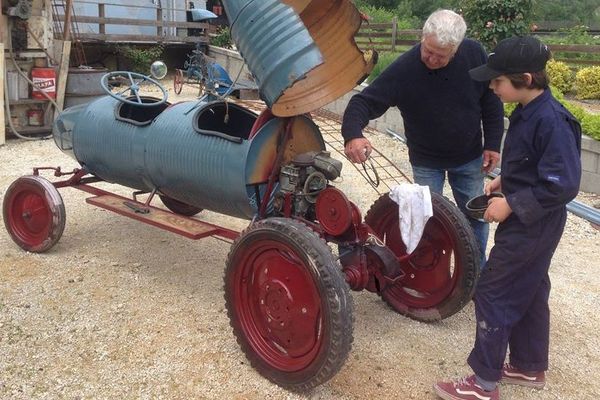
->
xmin=224 ymin=218 xmax=353 ymax=391
xmin=174 ymin=69 xmax=183 ymax=95
xmin=364 ymin=192 xmax=479 ymax=321
xmin=159 ymin=195 xmax=203 ymax=217
xmin=3 ymin=175 xmax=66 ymax=253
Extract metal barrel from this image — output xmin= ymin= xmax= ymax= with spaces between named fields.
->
xmin=53 ymin=97 xmax=326 ymax=219
xmin=222 ymin=0 xmax=375 ymax=117
xmin=64 ymin=68 xmax=108 ymax=109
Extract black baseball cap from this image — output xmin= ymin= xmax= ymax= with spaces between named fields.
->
xmin=469 ymin=36 xmax=550 ymax=81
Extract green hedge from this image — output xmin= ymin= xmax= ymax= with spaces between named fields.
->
xmin=367 ymin=53 xmax=600 ymax=141
xmin=504 ymin=86 xmax=600 ymax=141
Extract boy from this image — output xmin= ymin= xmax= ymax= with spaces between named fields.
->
xmin=433 ymin=36 xmax=582 ymax=400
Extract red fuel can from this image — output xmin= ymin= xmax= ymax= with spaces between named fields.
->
xmin=31 ymin=67 xmax=56 ymax=100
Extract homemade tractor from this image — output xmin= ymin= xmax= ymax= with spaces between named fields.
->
xmin=2 ymin=0 xmax=479 ymax=391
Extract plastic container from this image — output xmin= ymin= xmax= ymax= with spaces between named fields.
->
xmin=18 ymin=72 xmax=29 ymax=99
xmin=27 ymin=108 xmax=44 ymax=126
xmin=7 ymin=71 xmax=19 ymax=101
xmin=31 ymin=67 xmax=56 ymax=99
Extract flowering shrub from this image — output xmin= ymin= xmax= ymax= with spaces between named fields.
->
xmin=461 ymin=0 xmax=534 ymax=51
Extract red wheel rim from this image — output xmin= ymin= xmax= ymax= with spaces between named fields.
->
xmin=174 ymin=69 xmax=183 ymax=94
xmin=6 ymin=182 xmax=53 ymax=248
xmin=232 ymin=239 xmax=323 ymax=372
xmin=370 ymin=207 xmax=458 ymax=309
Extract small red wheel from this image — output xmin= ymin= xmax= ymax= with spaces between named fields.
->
xmin=365 ymin=192 xmax=479 ymax=321
xmin=173 ymin=69 xmax=184 ymax=95
xmin=3 ymin=175 xmax=66 ymax=253
xmin=315 ymin=187 xmax=353 ymax=236
xmin=224 ymin=218 xmax=353 ymax=390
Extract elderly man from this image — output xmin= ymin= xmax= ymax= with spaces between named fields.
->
xmin=341 ymin=9 xmax=504 ymax=266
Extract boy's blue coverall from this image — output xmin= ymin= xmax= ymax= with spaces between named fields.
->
xmin=467 ymin=89 xmax=582 ymax=381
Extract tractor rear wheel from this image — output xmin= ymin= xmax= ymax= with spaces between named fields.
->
xmin=3 ymin=175 xmax=66 ymax=253
xmin=224 ymin=218 xmax=353 ymax=390
xmin=365 ymin=192 xmax=479 ymax=321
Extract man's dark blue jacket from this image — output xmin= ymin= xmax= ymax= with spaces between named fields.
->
xmin=342 ymin=39 xmax=504 ymax=169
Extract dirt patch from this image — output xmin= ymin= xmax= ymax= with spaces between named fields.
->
xmin=1 ymin=82 xmax=599 ymax=399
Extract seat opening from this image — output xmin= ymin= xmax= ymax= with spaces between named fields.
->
xmin=116 ymin=96 xmax=170 ymax=126
xmin=194 ymin=101 xmax=257 ymax=141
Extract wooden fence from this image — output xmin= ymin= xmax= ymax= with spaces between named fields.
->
xmin=357 ymin=20 xmax=600 ymax=67
xmin=54 ymin=1 xmax=209 ymax=44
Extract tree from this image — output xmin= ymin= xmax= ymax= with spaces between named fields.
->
xmin=533 ymin=0 xmax=600 ymax=27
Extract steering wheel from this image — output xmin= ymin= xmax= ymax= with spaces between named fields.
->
xmin=100 ymin=71 xmax=168 ymax=107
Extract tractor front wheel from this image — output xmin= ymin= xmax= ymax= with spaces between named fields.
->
xmin=224 ymin=218 xmax=353 ymax=390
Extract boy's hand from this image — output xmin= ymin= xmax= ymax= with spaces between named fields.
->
xmin=484 ymin=197 xmax=512 ymax=223
xmin=484 ymin=176 xmax=502 ymax=195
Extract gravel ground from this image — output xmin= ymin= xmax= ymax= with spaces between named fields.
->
xmin=1 ymin=83 xmax=599 ymax=399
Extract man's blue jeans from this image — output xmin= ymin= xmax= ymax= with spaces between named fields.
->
xmin=412 ymin=156 xmax=488 ymax=269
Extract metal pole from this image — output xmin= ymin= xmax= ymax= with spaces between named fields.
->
xmin=63 ymin=0 xmax=73 ymax=41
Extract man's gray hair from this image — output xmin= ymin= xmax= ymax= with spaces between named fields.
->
xmin=422 ymin=9 xmax=467 ymax=47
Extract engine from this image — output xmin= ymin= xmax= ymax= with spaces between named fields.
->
xmin=276 ymin=151 xmax=342 ymax=219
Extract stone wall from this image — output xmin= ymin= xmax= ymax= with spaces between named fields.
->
xmin=582 ymin=136 xmax=600 ymax=194
xmin=208 ymin=46 xmax=600 ymax=195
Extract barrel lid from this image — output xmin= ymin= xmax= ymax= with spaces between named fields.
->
xmin=225 ymin=0 xmax=375 ymax=117
xmin=68 ymin=68 xmax=108 ymax=74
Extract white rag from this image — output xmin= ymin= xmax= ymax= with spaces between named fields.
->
xmin=389 ymin=183 xmax=433 ymax=254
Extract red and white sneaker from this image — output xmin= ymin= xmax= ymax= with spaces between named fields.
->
xmin=434 ymin=375 xmax=499 ymax=400
xmin=500 ymin=363 xmax=545 ymax=389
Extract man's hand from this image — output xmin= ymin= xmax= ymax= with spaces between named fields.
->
xmin=484 ymin=196 xmax=512 ymax=223
xmin=344 ymin=137 xmax=373 ymax=163
xmin=482 ymin=150 xmax=500 ymax=174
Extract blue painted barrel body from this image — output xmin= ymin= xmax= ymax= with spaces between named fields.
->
xmin=53 ymin=97 xmax=325 ymax=219
xmin=52 ymin=0 xmax=371 ymax=219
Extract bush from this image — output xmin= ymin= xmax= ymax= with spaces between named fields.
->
xmin=211 ymin=27 xmax=233 ymax=49
xmin=356 ymin=4 xmax=417 ymax=27
xmin=117 ymin=44 xmax=164 ymax=74
xmin=461 ymin=0 xmax=534 ymax=51
xmin=575 ymin=66 xmax=600 ymax=99
xmin=366 ymin=52 xmax=401 ymax=82
xmin=546 ymin=60 xmax=574 ymax=94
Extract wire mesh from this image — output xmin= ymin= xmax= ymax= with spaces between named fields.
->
xmin=235 ymin=100 xmax=412 ymax=197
